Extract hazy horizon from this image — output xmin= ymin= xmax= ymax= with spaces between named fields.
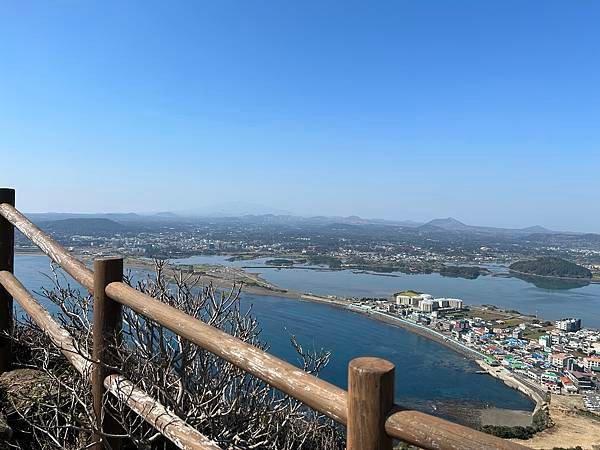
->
xmin=19 ymin=202 xmax=588 ymax=234
xmin=2 ymin=2 xmax=599 ymax=232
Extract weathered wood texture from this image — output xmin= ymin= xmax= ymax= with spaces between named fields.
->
xmin=0 ymin=202 xmax=93 ymax=290
xmin=0 ymin=270 xmax=220 ymax=450
xmin=92 ymin=257 xmax=124 ymax=450
xmin=385 ymin=410 xmax=529 ymax=450
xmin=103 ymin=375 xmax=222 ymax=450
xmin=0 ymin=189 xmax=14 ymax=373
xmin=0 ymin=201 xmax=530 ymax=450
xmin=105 ymin=281 xmax=349 ymax=422
xmin=347 ymin=357 xmax=394 ymax=450
xmin=0 ymin=270 xmax=90 ymax=375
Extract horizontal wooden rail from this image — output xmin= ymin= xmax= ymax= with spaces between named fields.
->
xmin=0 ymin=203 xmax=349 ymax=421
xmin=105 ymin=281 xmax=349 ymax=421
xmin=0 ymin=201 xmax=529 ymax=450
xmin=0 ymin=270 xmax=220 ymax=450
xmin=105 ymin=282 xmax=528 ymax=450
xmin=0 ymin=203 xmax=94 ymax=290
xmin=385 ymin=410 xmax=524 ymax=450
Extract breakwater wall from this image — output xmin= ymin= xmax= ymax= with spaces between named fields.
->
xmin=476 ymin=360 xmax=546 ymax=413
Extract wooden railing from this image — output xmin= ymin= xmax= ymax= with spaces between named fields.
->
xmin=0 ymin=188 xmax=528 ymax=450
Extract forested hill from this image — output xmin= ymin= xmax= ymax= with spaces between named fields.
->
xmin=509 ymin=257 xmax=592 ymax=279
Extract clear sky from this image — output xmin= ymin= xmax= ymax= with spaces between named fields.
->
xmin=1 ymin=1 xmax=599 ymax=231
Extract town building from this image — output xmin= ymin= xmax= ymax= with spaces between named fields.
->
xmin=539 ymin=335 xmax=552 ymax=349
xmin=419 ymin=299 xmax=438 ymax=312
xmin=549 ymin=353 xmax=573 ymax=369
xmin=556 ymin=318 xmax=582 ymax=332
xmin=560 ymin=376 xmax=578 ymax=394
xmin=452 ymin=319 xmax=470 ymax=331
xmin=394 ymin=291 xmax=425 ymax=307
xmin=583 ymin=356 xmax=600 ymax=372
xmin=566 ymin=371 xmax=594 ymax=391
xmin=447 ymin=298 xmax=464 ymax=309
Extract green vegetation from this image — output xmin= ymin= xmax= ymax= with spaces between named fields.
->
xmin=479 ymin=425 xmax=536 ymax=439
xmin=509 ymin=257 xmax=592 ymax=279
xmin=352 ymin=264 xmax=401 ymax=273
xmin=439 ymin=265 xmax=488 ymax=279
xmin=265 ymin=258 xmax=296 ymax=266
xmin=480 ymin=405 xmax=553 ymax=439
xmin=225 ymin=254 xmax=266 ymax=261
xmin=523 ymin=328 xmax=551 ymax=340
xmin=187 ymin=263 xmax=222 ymax=272
xmin=393 ymin=290 xmax=423 ymax=297
xmin=306 ymin=255 xmax=342 ymax=269
xmin=346 ymin=257 xmax=435 ymax=274
xmin=464 ymin=308 xmax=513 ymax=322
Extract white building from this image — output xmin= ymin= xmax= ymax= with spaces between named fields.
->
xmin=539 ymin=335 xmax=552 ymax=349
xmin=419 ymin=299 xmax=438 ymax=313
xmin=395 ymin=291 xmax=423 ymax=307
xmin=556 ymin=318 xmax=582 ymax=332
xmin=447 ymin=298 xmax=464 ymax=309
xmin=583 ymin=356 xmax=600 ymax=372
xmin=549 ymin=353 xmax=572 ymax=369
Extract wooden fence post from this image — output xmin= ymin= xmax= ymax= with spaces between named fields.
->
xmin=93 ymin=257 xmax=124 ymax=450
xmin=347 ymin=357 xmax=395 ymax=450
xmin=0 ymin=188 xmax=15 ymax=374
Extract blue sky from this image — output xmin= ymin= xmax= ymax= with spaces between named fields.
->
xmin=1 ymin=1 xmax=599 ymax=231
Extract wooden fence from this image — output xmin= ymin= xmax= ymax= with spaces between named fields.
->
xmin=0 ymin=188 xmax=528 ymax=450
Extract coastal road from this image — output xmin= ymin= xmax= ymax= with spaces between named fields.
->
xmin=366 ymin=309 xmax=487 ymax=358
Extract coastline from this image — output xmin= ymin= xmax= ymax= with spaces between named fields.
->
xmin=509 ymin=268 xmax=599 ymax=284
xmin=15 ymin=250 xmax=45 ymax=256
xmin=351 ymin=308 xmax=486 ymax=360
xmin=475 ymin=361 xmax=546 ymax=413
xmin=117 ymin=257 xmax=544 ymax=409
xmin=23 ymin=254 xmax=544 ymax=416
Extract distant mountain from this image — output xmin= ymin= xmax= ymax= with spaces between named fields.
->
xmin=28 ymin=212 xmax=141 ymax=222
xmin=425 ymin=217 xmax=472 ymax=231
xmin=153 ymin=211 xmax=179 ymax=218
xmin=180 ymin=201 xmax=292 ymax=217
xmin=228 ymin=214 xmax=424 ymax=228
xmin=298 ymin=215 xmax=422 ymax=227
xmin=520 ymin=225 xmax=553 ymax=233
xmin=37 ymin=218 xmax=130 ymax=235
xmin=26 ymin=210 xmax=568 ymax=236
xmin=390 ymin=220 xmax=424 ymax=228
xmin=421 ymin=217 xmax=558 ymax=235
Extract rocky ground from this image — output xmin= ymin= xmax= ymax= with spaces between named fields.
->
xmin=514 ymin=394 xmax=600 ymax=450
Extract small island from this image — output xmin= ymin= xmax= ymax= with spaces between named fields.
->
xmin=306 ymin=255 xmax=343 ymax=269
xmin=265 ymin=258 xmax=296 ymax=266
xmin=439 ymin=265 xmax=489 ymax=279
xmin=509 ymin=257 xmax=592 ymax=280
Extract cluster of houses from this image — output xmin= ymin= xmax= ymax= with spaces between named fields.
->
xmin=350 ymin=290 xmax=600 ymax=403
xmin=440 ymin=315 xmax=598 ymax=396
xmin=529 ymin=323 xmax=600 ymax=396
xmin=468 ymin=320 xmax=599 ymax=395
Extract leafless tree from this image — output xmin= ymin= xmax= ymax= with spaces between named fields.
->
xmin=1 ymin=261 xmax=345 ymax=450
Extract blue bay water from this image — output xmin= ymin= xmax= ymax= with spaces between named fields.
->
xmin=15 ymin=254 xmax=537 ymax=421
xmin=173 ymin=255 xmax=600 ymax=329
xmin=247 ymin=293 xmax=533 ymax=412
